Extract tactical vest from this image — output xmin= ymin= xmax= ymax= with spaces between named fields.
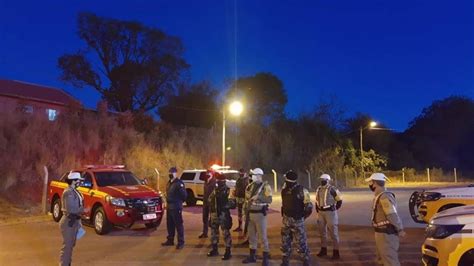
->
xmin=316 ymin=185 xmax=336 ymax=210
xmin=281 ymin=183 xmax=305 ymax=219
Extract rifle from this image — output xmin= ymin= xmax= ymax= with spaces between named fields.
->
xmin=243 ymin=182 xmax=265 ymax=235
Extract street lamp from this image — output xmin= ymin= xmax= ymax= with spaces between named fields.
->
xmin=359 ymin=121 xmax=377 ymax=178
xmin=222 ymin=100 xmax=243 ymax=166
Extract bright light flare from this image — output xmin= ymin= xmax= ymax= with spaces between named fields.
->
xmin=229 ymin=101 xmax=243 ymax=116
xmin=369 ymin=121 xmax=377 ymax=128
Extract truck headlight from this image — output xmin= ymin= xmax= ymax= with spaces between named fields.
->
xmin=108 ymin=197 xmax=126 ymax=207
xmin=426 ymin=224 xmax=464 ymax=239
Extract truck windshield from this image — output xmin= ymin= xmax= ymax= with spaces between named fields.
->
xmin=95 ymin=171 xmax=140 ymax=187
xmin=223 ymin=173 xmax=240 ymax=181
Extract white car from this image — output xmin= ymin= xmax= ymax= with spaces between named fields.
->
xmin=422 ymin=205 xmax=474 ymax=265
xmin=180 ymin=166 xmax=239 ymax=206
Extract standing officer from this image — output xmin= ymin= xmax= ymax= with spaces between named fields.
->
xmin=207 ymin=173 xmax=236 ymax=260
xmin=234 ymin=168 xmax=249 ymax=232
xmin=280 ymin=170 xmax=316 ymax=266
xmin=59 ymin=171 xmax=87 ymax=266
xmin=315 ymin=174 xmax=343 ymax=260
xmin=199 ymin=170 xmax=216 ymax=238
xmin=366 ymin=173 xmax=405 ymax=266
xmin=162 ymin=167 xmax=187 ymax=249
xmin=242 ymin=168 xmax=272 ymax=266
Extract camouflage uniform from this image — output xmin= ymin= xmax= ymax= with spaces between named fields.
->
xmin=280 ymin=180 xmax=314 ymax=265
xmin=209 ymin=183 xmax=234 ymax=249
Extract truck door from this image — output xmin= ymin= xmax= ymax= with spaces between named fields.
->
xmin=78 ymin=172 xmax=95 ymax=219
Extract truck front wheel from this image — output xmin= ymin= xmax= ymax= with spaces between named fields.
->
xmin=93 ymin=206 xmax=111 ymax=235
xmin=52 ymin=197 xmax=63 ymax=222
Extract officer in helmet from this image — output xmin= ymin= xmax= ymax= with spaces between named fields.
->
xmin=59 ymin=171 xmax=87 ymax=266
xmin=315 ymin=174 xmax=343 ymax=259
xmin=242 ymin=168 xmax=272 ymax=266
xmin=199 ymin=170 xmax=216 ymax=239
xmin=207 ymin=173 xmax=236 ymax=260
xmin=162 ymin=167 xmax=187 ymax=249
xmin=233 ymin=168 xmax=249 ymax=232
xmin=366 ymin=173 xmax=405 ymax=266
xmin=280 ymin=170 xmax=316 ymax=266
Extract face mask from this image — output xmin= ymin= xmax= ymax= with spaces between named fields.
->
xmin=369 ymin=183 xmax=376 ymax=192
xmin=169 ymin=173 xmax=176 ymax=179
xmin=71 ymin=180 xmax=80 ymax=188
xmin=251 ymin=175 xmax=261 ymax=182
xmin=321 ymin=180 xmax=328 ymax=186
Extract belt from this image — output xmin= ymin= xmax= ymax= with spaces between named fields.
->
xmin=373 ymin=220 xmax=390 ymax=227
xmin=251 ymin=203 xmax=268 ymax=206
xmin=320 ymin=205 xmax=335 ymax=211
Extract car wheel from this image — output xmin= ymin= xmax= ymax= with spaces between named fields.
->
xmin=52 ymin=197 xmax=63 ymax=222
xmin=186 ymin=189 xmax=197 ymax=206
xmin=459 ymin=249 xmax=474 ymax=265
xmin=93 ymin=207 xmax=111 ymax=235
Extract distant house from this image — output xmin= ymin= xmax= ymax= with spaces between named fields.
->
xmin=0 ymin=80 xmax=81 ymax=121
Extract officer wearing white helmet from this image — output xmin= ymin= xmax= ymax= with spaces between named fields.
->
xmin=366 ymin=173 xmax=405 ymax=266
xmin=315 ymin=174 xmax=343 ymax=259
xmin=59 ymin=171 xmax=88 ymax=266
xmin=242 ymin=168 xmax=273 ymax=266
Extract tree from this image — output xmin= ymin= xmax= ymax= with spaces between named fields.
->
xmin=227 ymin=72 xmax=287 ymax=124
xmin=158 ymin=81 xmax=219 ymax=128
xmin=58 ymin=12 xmax=189 ymax=113
xmin=404 ymin=96 xmax=474 ymax=171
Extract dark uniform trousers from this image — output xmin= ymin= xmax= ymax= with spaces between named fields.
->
xmin=202 ymin=204 xmax=210 ymax=236
xmin=281 ymin=216 xmax=310 ymax=261
xmin=210 ymin=213 xmax=232 ymax=248
xmin=166 ymin=208 xmax=184 ymax=245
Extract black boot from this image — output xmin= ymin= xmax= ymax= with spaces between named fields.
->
xmin=242 ymin=249 xmax=257 ymax=263
xmin=161 ymin=239 xmax=174 ymax=246
xmin=317 ymin=247 xmax=327 ymax=257
xmin=207 ymin=244 xmax=219 ymax=257
xmin=222 ymin=247 xmax=232 ymax=260
xmin=332 ymin=249 xmax=340 ymax=260
xmin=262 ymin=252 xmax=270 ymax=266
xmin=281 ymin=256 xmax=289 ymax=266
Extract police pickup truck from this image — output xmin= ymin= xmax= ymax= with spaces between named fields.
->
xmin=180 ymin=165 xmax=239 ymax=206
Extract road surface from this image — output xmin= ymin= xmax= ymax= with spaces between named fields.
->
xmin=0 ymin=188 xmax=426 ymax=265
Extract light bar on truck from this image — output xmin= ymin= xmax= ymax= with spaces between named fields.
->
xmin=210 ymin=164 xmax=231 ymax=171
xmin=84 ymin=165 xmax=126 ymax=169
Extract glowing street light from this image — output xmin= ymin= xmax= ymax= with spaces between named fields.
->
xmin=360 ymin=121 xmax=377 ymax=178
xmin=222 ymin=100 xmax=243 ymax=166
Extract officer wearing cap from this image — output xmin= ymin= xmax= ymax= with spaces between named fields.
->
xmin=242 ymin=168 xmax=272 ymax=265
xmin=207 ymin=173 xmax=236 ymax=260
xmin=162 ymin=167 xmax=187 ymax=249
xmin=234 ymin=168 xmax=249 ymax=232
xmin=59 ymin=171 xmax=88 ymax=266
xmin=280 ymin=170 xmax=316 ymax=266
xmin=199 ymin=170 xmax=216 ymax=239
xmin=366 ymin=173 xmax=405 ymax=266
xmin=315 ymin=174 xmax=343 ymax=259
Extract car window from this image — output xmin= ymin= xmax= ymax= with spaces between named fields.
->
xmin=94 ymin=171 xmax=140 ymax=187
xmin=180 ymin=172 xmax=196 ymax=181
xmin=199 ymin=172 xmax=208 ymax=181
xmin=80 ymin=172 xmax=93 ymax=188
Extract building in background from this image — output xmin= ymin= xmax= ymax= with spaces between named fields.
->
xmin=0 ymin=79 xmax=80 ymax=121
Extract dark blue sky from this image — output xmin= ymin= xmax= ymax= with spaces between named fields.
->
xmin=1 ymin=0 xmax=472 ymax=130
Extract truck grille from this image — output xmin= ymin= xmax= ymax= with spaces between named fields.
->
xmin=125 ymin=197 xmax=162 ymax=213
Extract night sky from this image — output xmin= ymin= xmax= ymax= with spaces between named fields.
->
xmin=0 ymin=0 xmax=472 ymax=130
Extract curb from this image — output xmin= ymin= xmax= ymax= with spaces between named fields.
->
xmin=0 ymin=214 xmax=50 ymax=227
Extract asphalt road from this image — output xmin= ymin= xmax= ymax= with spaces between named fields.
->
xmin=0 ymin=188 xmax=426 ymax=265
